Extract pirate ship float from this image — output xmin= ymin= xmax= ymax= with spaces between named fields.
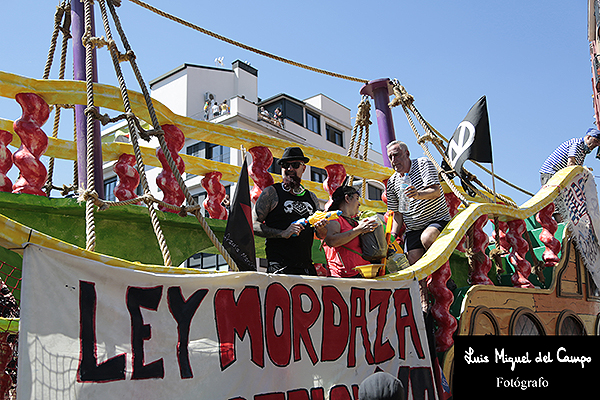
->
xmin=0 ymin=0 xmax=599 ymax=399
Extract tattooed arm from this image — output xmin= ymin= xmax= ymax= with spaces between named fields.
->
xmin=309 ymin=191 xmax=322 ymax=211
xmin=253 ymin=186 xmax=303 ymax=239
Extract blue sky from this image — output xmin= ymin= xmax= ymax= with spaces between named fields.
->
xmin=0 ymin=1 xmax=594 ymax=206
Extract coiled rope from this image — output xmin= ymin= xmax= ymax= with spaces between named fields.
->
xmin=346 ymin=97 xmax=372 ymax=197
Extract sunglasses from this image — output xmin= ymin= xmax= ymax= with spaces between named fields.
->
xmin=281 ymin=161 xmax=304 ymax=169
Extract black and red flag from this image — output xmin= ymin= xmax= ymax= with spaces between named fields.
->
xmin=223 ymin=156 xmax=256 ymax=271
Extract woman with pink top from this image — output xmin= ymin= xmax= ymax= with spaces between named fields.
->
xmin=323 ymin=186 xmax=379 ymax=278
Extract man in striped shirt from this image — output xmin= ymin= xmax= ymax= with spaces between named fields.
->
xmin=539 ymin=128 xmax=600 ymax=221
xmin=539 ymin=128 xmax=600 ymax=182
xmin=387 ymin=141 xmax=451 ymax=310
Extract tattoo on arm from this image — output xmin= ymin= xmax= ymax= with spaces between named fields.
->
xmin=252 ymin=186 xmax=286 ymax=238
xmin=310 ymin=191 xmax=322 ymax=211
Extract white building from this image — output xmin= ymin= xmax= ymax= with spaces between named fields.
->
xmin=102 ymin=60 xmax=384 ymax=270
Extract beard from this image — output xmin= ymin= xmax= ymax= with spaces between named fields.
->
xmin=282 ymin=173 xmax=302 ymax=190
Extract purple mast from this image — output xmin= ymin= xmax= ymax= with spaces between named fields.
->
xmin=72 ymin=0 xmax=104 ymax=198
xmin=360 ymin=78 xmax=396 ymax=167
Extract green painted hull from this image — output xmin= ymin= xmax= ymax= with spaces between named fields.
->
xmin=0 ymin=191 xmax=326 ymax=269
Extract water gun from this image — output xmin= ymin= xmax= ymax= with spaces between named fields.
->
xmin=295 ymin=210 xmax=342 ymax=226
xmin=292 ymin=210 xmax=342 ymax=236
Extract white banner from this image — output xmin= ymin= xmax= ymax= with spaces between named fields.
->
xmin=563 ymin=169 xmax=600 ymax=288
xmin=18 ymin=245 xmax=438 ymax=400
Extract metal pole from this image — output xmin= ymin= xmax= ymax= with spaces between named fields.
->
xmin=491 ymin=162 xmax=497 ymax=204
xmin=72 ymin=0 xmax=104 ymax=198
xmin=360 ymin=78 xmax=396 ymax=167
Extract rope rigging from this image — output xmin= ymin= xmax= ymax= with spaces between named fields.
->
xmin=387 ymin=79 xmax=520 ymax=207
xmin=63 ymin=0 xmax=240 ymax=270
xmin=42 ymin=0 xmax=78 ymax=198
xmin=123 ymin=0 xmax=533 ymax=202
xmin=346 ymin=96 xmax=372 ymax=197
xmin=35 ymin=0 xmax=538 ymax=271
xmin=104 ymin=0 xmax=238 ymax=270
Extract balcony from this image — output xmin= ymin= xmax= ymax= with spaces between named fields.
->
xmin=258 ymin=107 xmax=284 ymax=129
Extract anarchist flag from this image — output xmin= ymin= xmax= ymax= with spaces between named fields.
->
xmin=444 ymin=95 xmax=492 ymax=196
xmin=223 ymin=156 xmax=256 ymax=271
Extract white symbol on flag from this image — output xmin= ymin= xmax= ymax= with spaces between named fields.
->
xmin=448 ymin=121 xmax=476 ymax=168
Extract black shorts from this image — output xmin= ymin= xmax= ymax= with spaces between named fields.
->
xmin=267 ymin=261 xmax=316 ymax=276
xmin=405 ymin=220 xmax=449 ymax=252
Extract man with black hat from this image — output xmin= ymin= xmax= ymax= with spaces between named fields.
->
xmin=252 ymin=146 xmax=327 ymax=275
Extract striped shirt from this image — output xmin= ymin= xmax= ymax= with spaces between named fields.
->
xmin=387 ymin=157 xmax=451 ymax=231
xmin=539 ymin=138 xmax=590 ymax=175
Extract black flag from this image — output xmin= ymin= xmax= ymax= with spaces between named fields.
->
xmin=445 ymin=95 xmax=492 ymax=196
xmin=223 ymin=157 xmax=256 ymax=271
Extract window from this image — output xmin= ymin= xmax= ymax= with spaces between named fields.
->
xmin=306 ymin=110 xmax=320 ymax=134
xmin=559 ymin=316 xmax=585 ymax=335
xmin=104 ymin=177 xmax=117 ymax=201
xmin=326 ymin=125 xmax=344 ymax=147
xmin=262 ymin=98 xmax=304 ymax=126
xmin=513 ymin=314 xmax=542 ymax=336
xmin=368 ymin=184 xmax=383 ymax=201
xmin=186 ymin=143 xmax=202 ymax=180
xmin=187 ymin=141 xmax=230 ymax=163
xmin=205 ymin=142 xmax=230 ymax=164
xmin=470 ymin=307 xmax=499 ymax=335
xmin=187 ymin=142 xmax=203 ymax=158
xmin=283 ymin=100 xmax=303 ymax=126
xmin=510 ymin=309 xmax=545 ymax=336
xmin=311 ymin=166 xmax=327 ymax=183
xmin=186 ymin=141 xmax=230 ymax=179
xmin=184 ymin=252 xmax=228 ymax=271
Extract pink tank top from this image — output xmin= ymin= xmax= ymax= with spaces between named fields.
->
xmin=324 ymin=217 xmax=370 ymax=277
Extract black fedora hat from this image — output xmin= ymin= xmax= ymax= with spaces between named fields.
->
xmin=277 ymin=147 xmax=310 ymax=165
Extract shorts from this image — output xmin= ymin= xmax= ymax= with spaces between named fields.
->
xmin=405 ymin=220 xmax=449 ymax=252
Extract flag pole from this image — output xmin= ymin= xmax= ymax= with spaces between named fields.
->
xmin=491 ymin=162 xmax=497 ymax=203
xmin=488 ymin=96 xmax=497 ymax=203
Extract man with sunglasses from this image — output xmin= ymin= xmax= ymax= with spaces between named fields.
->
xmin=253 ymin=147 xmax=327 ymax=275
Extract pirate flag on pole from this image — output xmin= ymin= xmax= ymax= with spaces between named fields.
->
xmin=223 ymin=156 xmax=256 ymax=271
xmin=444 ymin=95 xmax=492 ymax=197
